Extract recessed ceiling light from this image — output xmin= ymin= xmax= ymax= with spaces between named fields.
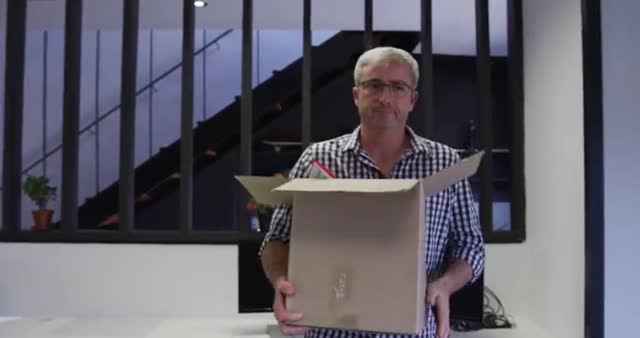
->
xmin=194 ymin=0 xmax=208 ymax=7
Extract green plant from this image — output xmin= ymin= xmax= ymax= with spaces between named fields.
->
xmin=22 ymin=175 xmax=57 ymax=210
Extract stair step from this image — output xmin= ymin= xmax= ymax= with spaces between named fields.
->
xmin=98 ymin=214 xmax=119 ymax=227
xmin=135 ymin=193 xmax=152 ymax=203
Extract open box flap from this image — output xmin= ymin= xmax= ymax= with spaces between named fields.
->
xmin=421 ymin=151 xmax=485 ymax=196
xmin=234 ymin=176 xmax=292 ymax=206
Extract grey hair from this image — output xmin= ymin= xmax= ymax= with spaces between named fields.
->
xmin=353 ymin=47 xmax=419 ymax=88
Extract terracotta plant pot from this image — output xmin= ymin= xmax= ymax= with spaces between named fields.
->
xmin=32 ymin=209 xmax=54 ymax=231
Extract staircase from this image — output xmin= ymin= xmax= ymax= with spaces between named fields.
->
xmin=76 ymin=30 xmax=421 ymax=229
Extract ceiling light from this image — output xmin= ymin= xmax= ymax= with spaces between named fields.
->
xmin=194 ymin=0 xmax=208 ymax=7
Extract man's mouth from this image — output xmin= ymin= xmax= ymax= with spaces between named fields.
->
xmin=373 ymin=108 xmax=394 ymax=115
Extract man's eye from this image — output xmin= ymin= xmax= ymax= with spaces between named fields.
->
xmin=369 ymin=83 xmax=385 ymax=90
xmin=391 ymin=85 xmax=406 ymax=92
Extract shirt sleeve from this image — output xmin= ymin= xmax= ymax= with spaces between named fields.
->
xmin=448 ymin=160 xmax=485 ymax=283
xmin=259 ymin=147 xmax=314 ymax=255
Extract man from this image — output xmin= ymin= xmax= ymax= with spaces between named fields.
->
xmin=260 ymin=46 xmax=484 ymax=338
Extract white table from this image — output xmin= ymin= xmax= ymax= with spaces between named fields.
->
xmin=0 ymin=314 xmax=550 ymax=338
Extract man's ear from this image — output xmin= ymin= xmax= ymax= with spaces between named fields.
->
xmin=411 ymin=90 xmax=419 ymax=106
xmin=352 ymin=86 xmax=359 ymax=104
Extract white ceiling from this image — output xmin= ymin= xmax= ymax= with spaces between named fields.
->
xmin=1 ymin=0 xmax=508 ymax=55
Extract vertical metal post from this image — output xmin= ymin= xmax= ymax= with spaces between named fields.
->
xmin=149 ymin=29 xmax=154 ymax=158
xmin=61 ymin=0 xmax=83 ymax=231
xmin=508 ymin=0 xmax=525 ymax=240
xmin=42 ymin=31 xmax=49 ymax=176
xmin=420 ymin=0 xmax=434 ymax=139
xmin=180 ymin=0 xmax=196 ymax=233
xmin=2 ymin=0 xmax=27 ymax=234
xmin=302 ymin=0 xmax=312 ymax=146
xmin=241 ymin=0 xmax=253 ymax=175
xmin=119 ymin=0 xmax=140 ymax=231
xmin=581 ymin=0 xmax=604 ymax=336
xmin=95 ymin=30 xmax=101 ymax=194
xmin=475 ymin=0 xmax=494 ymax=235
xmin=364 ymin=0 xmax=373 ymax=49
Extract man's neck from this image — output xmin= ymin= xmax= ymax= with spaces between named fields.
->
xmin=359 ymin=125 xmax=409 ymax=160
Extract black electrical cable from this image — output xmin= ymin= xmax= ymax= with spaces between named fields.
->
xmin=451 ymin=286 xmax=514 ymax=332
xmin=482 ymin=286 xmax=514 ymax=329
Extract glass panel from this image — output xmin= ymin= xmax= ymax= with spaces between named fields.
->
xmin=490 ymin=0 xmax=508 ymax=57
xmin=425 ymin=0 xmax=512 ymax=235
xmin=193 ymin=29 xmax=206 ymax=125
xmin=192 ymin=28 xmax=243 ymax=232
xmin=490 ymin=0 xmax=512 ymax=232
xmin=203 ymin=29 xmax=244 ymax=118
xmin=80 ymin=0 xmax=137 ymax=231
xmin=312 ymin=30 xmax=337 ymax=46
xmin=190 ymin=1 xmax=243 ymax=232
xmin=90 ymin=29 xmax=122 ymax=230
xmin=256 ymin=30 xmax=301 ymax=85
xmin=135 ymin=30 xmax=152 ymax=168
xmin=19 ymin=29 xmax=63 ymax=232
xmin=77 ymin=30 xmax=99 ymax=229
xmin=132 ymin=28 xmax=182 ymax=231
xmin=21 ymin=31 xmax=46 ymax=231
xmin=244 ymin=29 xmax=344 ymax=233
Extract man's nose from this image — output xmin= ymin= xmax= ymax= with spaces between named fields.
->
xmin=377 ymin=86 xmax=393 ymax=103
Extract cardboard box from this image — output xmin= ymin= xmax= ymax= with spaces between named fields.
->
xmin=236 ymin=151 xmax=484 ymax=334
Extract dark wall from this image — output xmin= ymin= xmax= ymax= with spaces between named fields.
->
xmin=265 ymin=54 xmax=510 ymax=148
xmin=136 ymin=54 xmax=512 ymax=231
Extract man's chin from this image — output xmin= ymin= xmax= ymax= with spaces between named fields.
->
xmin=364 ymin=120 xmax=401 ymax=131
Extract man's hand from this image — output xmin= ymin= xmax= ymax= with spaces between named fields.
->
xmin=273 ymin=277 xmax=310 ymax=336
xmin=426 ymin=279 xmax=452 ymax=338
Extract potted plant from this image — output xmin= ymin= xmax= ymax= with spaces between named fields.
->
xmin=23 ymin=175 xmax=57 ymax=231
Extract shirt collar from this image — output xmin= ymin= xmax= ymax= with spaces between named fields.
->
xmin=341 ymin=125 xmax=431 ymax=155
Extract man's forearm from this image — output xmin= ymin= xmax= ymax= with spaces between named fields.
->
xmin=261 ymin=241 xmax=290 ymax=287
xmin=438 ymin=259 xmax=474 ymax=294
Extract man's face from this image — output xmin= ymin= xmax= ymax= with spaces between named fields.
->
xmin=352 ymin=62 xmax=419 ymax=132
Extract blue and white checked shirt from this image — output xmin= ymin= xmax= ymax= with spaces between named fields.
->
xmin=262 ymin=126 xmax=485 ymax=338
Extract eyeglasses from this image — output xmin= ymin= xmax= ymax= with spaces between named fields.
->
xmin=358 ymin=79 xmax=414 ymax=97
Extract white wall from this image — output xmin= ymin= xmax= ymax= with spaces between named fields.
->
xmin=522 ymin=0 xmax=585 ymax=335
xmin=0 ymin=243 xmax=238 ymax=316
xmin=601 ymin=0 xmax=640 ymax=337
xmin=483 ymin=0 xmax=585 ymax=337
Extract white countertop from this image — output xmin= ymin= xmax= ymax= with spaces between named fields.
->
xmin=0 ymin=313 xmax=550 ymax=338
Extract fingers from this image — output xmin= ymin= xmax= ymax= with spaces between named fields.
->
xmin=426 ymin=287 xmax=437 ymax=307
xmin=435 ymin=294 xmax=451 ymax=338
xmin=277 ymin=310 xmax=303 ymax=323
xmin=273 ymin=291 xmax=303 ymax=323
xmin=274 ymin=293 xmax=309 ymax=336
xmin=273 ymin=278 xmax=307 ymax=335
xmin=276 ymin=279 xmax=296 ymax=296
